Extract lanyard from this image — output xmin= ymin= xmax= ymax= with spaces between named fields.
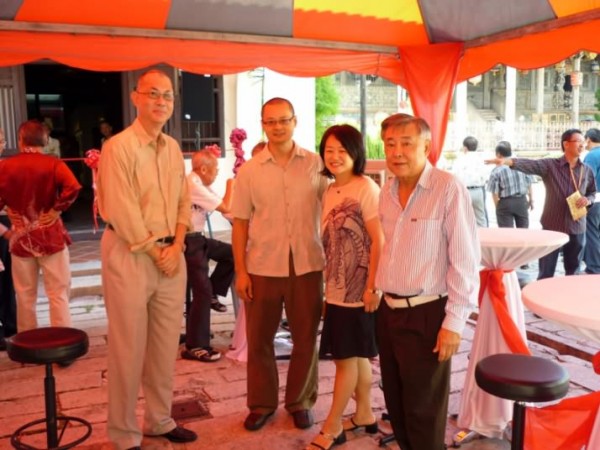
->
xmin=569 ymin=164 xmax=583 ymax=192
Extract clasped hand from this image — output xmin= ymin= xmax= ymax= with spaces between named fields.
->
xmin=149 ymin=243 xmax=181 ymax=277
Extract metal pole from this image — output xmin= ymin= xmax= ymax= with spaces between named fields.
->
xmin=359 ymin=75 xmax=367 ymax=148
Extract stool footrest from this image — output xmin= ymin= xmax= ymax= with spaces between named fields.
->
xmin=11 ymin=415 xmax=92 ymax=450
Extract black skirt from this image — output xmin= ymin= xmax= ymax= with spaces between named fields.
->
xmin=319 ymin=302 xmax=378 ymax=360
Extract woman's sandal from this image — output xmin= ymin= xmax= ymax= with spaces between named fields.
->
xmin=305 ymin=430 xmax=346 ymax=450
xmin=342 ymin=417 xmax=378 ymax=434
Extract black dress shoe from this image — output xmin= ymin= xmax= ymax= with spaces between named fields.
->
xmin=244 ymin=411 xmax=274 ymax=431
xmin=292 ymin=409 xmax=314 ymax=429
xmin=160 ymin=426 xmax=197 ymax=443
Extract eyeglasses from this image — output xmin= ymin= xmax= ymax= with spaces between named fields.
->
xmin=135 ymin=90 xmax=175 ymax=102
xmin=262 ymin=116 xmax=295 ymax=127
xmin=567 ymin=140 xmax=585 ymax=143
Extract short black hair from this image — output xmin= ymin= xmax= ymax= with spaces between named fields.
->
xmin=261 ymin=97 xmax=295 ymax=118
xmin=585 ymin=128 xmax=600 ymax=144
xmin=560 ymin=128 xmax=583 ymax=151
xmin=463 ymin=136 xmax=478 ymax=151
xmin=319 ymin=124 xmax=366 ymax=178
xmin=495 ymin=141 xmax=512 ymax=158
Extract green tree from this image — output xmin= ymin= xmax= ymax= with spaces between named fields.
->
xmin=315 ymin=76 xmax=340 ymax=148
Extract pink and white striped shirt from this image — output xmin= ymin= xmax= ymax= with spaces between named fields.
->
xmin=376 ymin=162 xmax=480 ymax=334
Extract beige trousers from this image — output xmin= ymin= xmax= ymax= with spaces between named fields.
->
xmin=101 ymin=230 xmax=186 ymax=450
xmin=12 ymin=247 xmax=72 ymax=331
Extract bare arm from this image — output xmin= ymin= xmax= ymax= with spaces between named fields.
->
xmin=528 ymin=184 xmax=534 ymax=210
xmin=492 ymin=193 xmax=500 ymax=207
xmin=232 ymin=218 xmax=252 ymax=301
xmin=362 ymin=216 xmax=384 ymax=313
xmin=215 ymin=178 xmax=234 ymax=215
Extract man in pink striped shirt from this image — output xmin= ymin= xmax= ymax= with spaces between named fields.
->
xmin=375 ymin=114 xmax=480 ymax=450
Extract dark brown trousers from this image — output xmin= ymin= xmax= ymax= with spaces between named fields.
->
xmin=245 ymin=259 xmax=323 ymax=414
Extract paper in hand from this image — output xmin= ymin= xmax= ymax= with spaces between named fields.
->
xmin=566 ymin=191 xmax=587 ymax=221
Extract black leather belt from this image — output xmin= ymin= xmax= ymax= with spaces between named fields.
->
xmin=107 ymin=224 xmax=174 ymax=244
xmin=385 ymin=292 xmax=419 ymax=300
xmin=186 ymin=231 xmax=205 ymax=238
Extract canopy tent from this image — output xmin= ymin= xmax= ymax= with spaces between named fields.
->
xmin=1 ymin=0 xmax=600 ymax=162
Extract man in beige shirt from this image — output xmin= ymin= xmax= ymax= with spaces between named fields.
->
xmin=232 ymin=97 xmax=327 ymax=431
xmin=97 ymin=69 xmax=196 ymax=450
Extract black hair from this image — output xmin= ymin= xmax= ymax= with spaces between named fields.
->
xmin=319 ymin=124 xmax=366 ymax=178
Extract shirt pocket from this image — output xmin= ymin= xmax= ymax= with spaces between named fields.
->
xmin=407 ymin=218 xmax=443 ymax=261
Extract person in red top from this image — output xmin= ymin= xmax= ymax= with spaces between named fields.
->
xmin=0 ymin=120 xmax=81 ymax=332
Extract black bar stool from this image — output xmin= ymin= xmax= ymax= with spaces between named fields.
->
xmin=475 ymin=353 xmax=570 ymax=450
xmin=6 ymin=327 xmax=92 ymax=449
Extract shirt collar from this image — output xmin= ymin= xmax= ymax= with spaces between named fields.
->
xmin=390 ymin=160 xmax=434 ymax=194
xmin=132 ymin=118 xmax=166 ymax=148
xmin=559 ymin=154 xmax=582 ymax=168
xmin=259 ymin=141 xmax=304 ymax=163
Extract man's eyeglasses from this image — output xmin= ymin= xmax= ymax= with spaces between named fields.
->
xmin=567 ymin=140 xmax=585 ymax=143
xmin=262 ymin=116 xmax=295 ymax=127
xmin=136 ymin=90 xmax=175 ymax=102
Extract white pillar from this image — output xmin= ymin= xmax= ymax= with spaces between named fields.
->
xmin=504 ymin=66 xmax=517 ymax=142
xmin=536 ymin=68 xmax=545 ymax=119
xmin=572 ymin=55 xmax=582 ymax=126
xmin=455 ymin=81 xmax=468 ymax=140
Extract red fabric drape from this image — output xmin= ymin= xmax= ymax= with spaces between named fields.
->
xmin=399 ymin=43 xmax=463 ymax=165
xmin=478 ymin=269 xmax=531 ymax=355
xmin=525 ymin=391 xmax=600 ymax=450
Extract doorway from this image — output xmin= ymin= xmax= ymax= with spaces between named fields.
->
xmin=24 ymin=64 xmax=123 ymax=237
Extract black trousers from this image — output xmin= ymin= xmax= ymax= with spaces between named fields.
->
xmin=376 ymin=298 xmax=450 ymax=450
xmin=496 ymin=195 xmax=529 ymax=229
xmin=183 ymin=234 xmax=234 ymax=349
xmin=538 ymin=232 xmax=585 ymax=279
xmin=0 ymin=215 xmax=16 ymax=339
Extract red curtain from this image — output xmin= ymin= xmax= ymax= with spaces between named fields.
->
xmin=399 ymin=43 xmax=463 ymax=165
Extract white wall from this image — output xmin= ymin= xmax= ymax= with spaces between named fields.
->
xmin=204 ymin=69 xmax=316 ymax=232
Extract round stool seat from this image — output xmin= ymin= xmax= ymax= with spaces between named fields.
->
xmin=476 ymin=353 xmax=569 ymax=403
xmin=7 ymin=327 xmax=89 ymax=365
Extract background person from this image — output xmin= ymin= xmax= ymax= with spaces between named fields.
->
xmin=376 ymin=114 xmax=480 ymax=450
xmin=41 ymin=120 xmax=61 ymax=158
xmin=181 ymin=149 xmax=235 ymax=363
xmin=486 ymin=128 xmax=596 ymax=279
xmin=0 ymin=127 xmax=16 ymax=350
xmin=0 ymin=120 xmax=80 ymax=333
xmin=452 ymin=136 xmax=489 ymax=227
xmin=232 ymin=97 xmax=327 ymax=432
xmin=306 ymin=124 xmax=383 ymax=450
xmin=487 ymin=141 xmax=534 ymax=229
xmin=583 ymin=128 xmax=600 ymax=274
xmin=97 ymin=69 xmax=196 ymax=449
xmin=100 ymin=120 xmax=114 ymax=145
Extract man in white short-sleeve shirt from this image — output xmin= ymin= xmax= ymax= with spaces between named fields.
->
xmin=181 ymin=149 xmax=234 ymax=363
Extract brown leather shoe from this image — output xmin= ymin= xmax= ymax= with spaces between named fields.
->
xmin=244 ymin=411 xmax=274 ymax=431
xmin=292 ymin=409 xmax=314 ymax=429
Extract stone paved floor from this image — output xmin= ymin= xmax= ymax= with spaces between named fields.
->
xmin=2 ymin=181 xmax=600 ymax=448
